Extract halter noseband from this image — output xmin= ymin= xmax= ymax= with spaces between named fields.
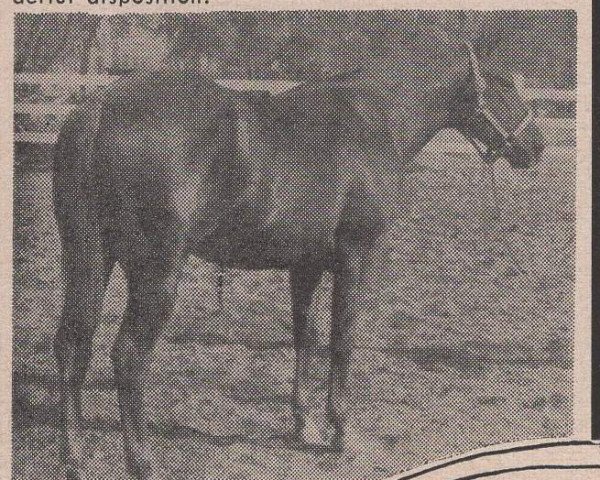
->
xmin=463 ymin=42 xmax=535 ymax=164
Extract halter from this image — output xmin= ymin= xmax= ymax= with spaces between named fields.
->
xmin=461 ymin=42 xmax=533 ymax=240
xmin=463 ymin=42 xmax=535 ymax=165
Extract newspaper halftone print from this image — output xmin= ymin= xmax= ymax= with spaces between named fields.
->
xmin=13 ymin=10 xmax=577 ymax=480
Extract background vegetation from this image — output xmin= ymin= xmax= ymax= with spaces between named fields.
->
xmin=15 ymin=11 xmax=576 ymax=86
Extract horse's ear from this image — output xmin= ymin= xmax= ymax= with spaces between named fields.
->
xmin=464 ymin=12 xmax=504 ymax=58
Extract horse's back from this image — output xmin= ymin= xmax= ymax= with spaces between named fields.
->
xmin=55 ymin=70 xmax=400 ymax=270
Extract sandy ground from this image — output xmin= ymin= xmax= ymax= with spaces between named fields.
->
xmin=13 ymin=146 xmax=574 ymax=479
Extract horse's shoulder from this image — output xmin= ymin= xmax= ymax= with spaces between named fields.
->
xmin=280 ymin=82 xmax=391 ymax=131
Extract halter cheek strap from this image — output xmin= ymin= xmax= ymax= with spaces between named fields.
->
xmin=465 ymin=42 xmax=488 ymax=92
xmin=477 ymin=98 xmax=534 ymax=143
xmin=511 ymin=108 xmax=535 ymax=138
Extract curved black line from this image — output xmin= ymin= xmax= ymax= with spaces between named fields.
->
xmin=399 ymin=441 xmax=597 ymax=480
xmin=456 ymin=464 xmax=600 ymax=480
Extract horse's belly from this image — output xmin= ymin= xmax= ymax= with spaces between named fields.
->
xmin=188 ymin=158 xmax=343 ymax=268
xmin=190 ymin=200 xmax=337 ymax=269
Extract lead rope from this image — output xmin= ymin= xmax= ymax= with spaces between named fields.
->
xmin=465 ymin=136 xmax=502 ymax=257
xmin=216 ymin=262 xmax=225 ymax=315
xmin=485 ymin=162 xmax=500 ymax=221
xmin=465 ymin=141 xmax=515 ymax=272
xmin=472 ymin=143 xmax=527 ymax=275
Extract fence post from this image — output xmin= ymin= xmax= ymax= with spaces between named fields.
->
xmin=80 ymin=18 xmax=101 ymax=98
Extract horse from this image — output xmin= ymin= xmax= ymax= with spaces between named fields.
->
xmin=51 ymin=25 xmax=545 ymax=480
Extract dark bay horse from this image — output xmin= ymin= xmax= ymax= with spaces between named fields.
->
xmin=52 ymin=28 xmax=544 ymax=479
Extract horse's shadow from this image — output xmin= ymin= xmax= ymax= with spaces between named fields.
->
xmin=12 ymin=371 xmax=335 ymax=455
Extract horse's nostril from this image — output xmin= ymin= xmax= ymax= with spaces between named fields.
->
xmin=525 ymin=139 xmax=544 ymax=161
xmin=535 ymin=139 xmax=546 ymax=157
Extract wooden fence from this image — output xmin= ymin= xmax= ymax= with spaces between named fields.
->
xmin=14 ymin=72 xmax=576 ymax=151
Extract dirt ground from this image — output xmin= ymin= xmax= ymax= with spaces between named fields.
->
xmin=13 ymin=145 xmax=574 ymax=480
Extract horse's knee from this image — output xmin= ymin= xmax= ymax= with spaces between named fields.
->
xmin=111 ymin=328 xmax=157 ymax=383
xmin=110 ymin=332 xmax=137 ymax=381
xmin=330 ymin=346 xmax=351 ymax=373
xmin=293 ymin=324 xmax=320 ymax=352
xmin=53 ymin=323 xmax=94 ymax=369
xmin=53 ymin=323 xmax=69 ymax=356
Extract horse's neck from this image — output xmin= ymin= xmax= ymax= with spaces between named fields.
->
xmin=390 ymin=58 xmax=471 ymax=160
xmin=387 ymin=98 xmax=458 ymax=162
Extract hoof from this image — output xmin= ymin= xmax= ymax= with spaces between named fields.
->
xmin=65 ymin=467 xmax=81 ymax=480
xmin=127 ymin=460 xmax=154 ymax=480
xmin=293 ymin=416 xmax=335 ymax=451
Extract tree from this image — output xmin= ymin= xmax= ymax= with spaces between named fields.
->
xmin=15 ymin=14 xmax=99 ymax=73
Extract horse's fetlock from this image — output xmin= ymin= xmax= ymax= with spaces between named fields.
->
xmin=110 ymin=335 xmax=137 ymax=371
xmin=327 ymin=390 xmax=350 ymax=427
xmin=330 ymin=347 xmax=351 ymax=368
xmin=292 ymin=407 xmax=306 ymax=434
xmin=53 ymin=325 xmax=92 ymax=365
xmin=330 ymin=395 xmax=349 ymax=414
xmin=111 ymin=332 xmax=155 ymax=384
xmin=294 ymin=343 xmax=321 ymax=361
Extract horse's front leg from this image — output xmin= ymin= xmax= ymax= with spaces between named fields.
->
xmin=289 ymin=262 xmax=323 ymax=444
xmin=326 ymin=232 xmax=383 ymax=451
xmin=111 ymin=245 xmax=187 ymax=480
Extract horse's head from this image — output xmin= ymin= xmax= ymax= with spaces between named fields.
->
xmin=451 ymin=46 xmax=545 ymax=169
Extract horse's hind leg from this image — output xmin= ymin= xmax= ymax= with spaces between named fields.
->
xmin=111 ymin=244 xmax=187 ymax=480
xmin=326 ymin=232 xmax=383 ymax=451
xmin=54 ymin=245 xmax=113 ymax=479
xmin=289 ymin=262 xmax=323 ymax=443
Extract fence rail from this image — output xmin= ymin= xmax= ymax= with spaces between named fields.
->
xmin=15 ymin=72 xmax=116 ymax=87
xmin=16 ymin=72 xmax=578 ymax=100
xmin=15 ymin=72 xmax=576 ymax=150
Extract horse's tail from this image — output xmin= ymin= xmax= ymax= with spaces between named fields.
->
xmin=52 ymin=94 xmax=106 ymax=296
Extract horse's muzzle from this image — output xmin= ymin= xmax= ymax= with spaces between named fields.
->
xmin=504 ymin=129 xmax=546 ymax=169
xmin=504 ymin=142 xmax=544 ymax=169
